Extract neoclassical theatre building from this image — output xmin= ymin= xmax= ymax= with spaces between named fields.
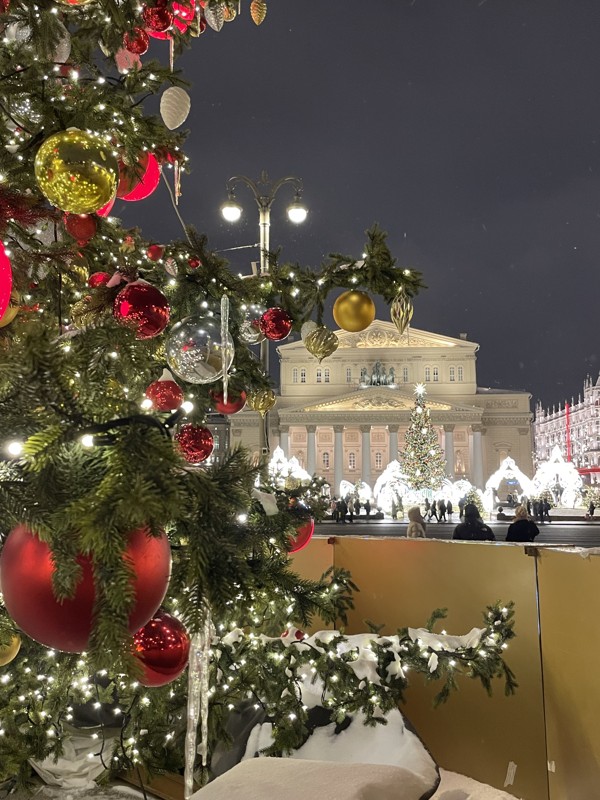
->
xmin=231 ymin=321 xmax=534 ymax=492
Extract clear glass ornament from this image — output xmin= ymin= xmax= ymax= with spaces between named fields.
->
xmin=166 ymin=313 xmax=234 ymax=384
xmin=239 ymin=302 xmax=266 ymax=345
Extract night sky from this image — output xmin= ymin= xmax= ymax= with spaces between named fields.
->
xmin=120 ymin=1 xmax=600 ymax=409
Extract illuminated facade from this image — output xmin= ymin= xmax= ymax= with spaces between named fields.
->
xmin=534 ymin=375 xmax=600 ymax=483
xmin=233 ymin=321 xmax=534 ymax=491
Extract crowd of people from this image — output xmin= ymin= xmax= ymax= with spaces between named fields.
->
xmin=405 ymin=502 xmax=540 ymax=542
xmin=330 ymin=495 xmax=371 ymax=524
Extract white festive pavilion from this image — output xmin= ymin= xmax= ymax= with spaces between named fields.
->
xmin=483 ymin=456 xmax=534 ymax=511
xmin=530 ymin=445 xmax=583 ymax=508
xmin=232 ymin=321 xmax=534 ymax=494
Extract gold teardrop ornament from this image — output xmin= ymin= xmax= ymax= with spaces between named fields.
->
xmin=246 ymin=387 xmax=276 ymax=417
xmin=304 ymin=325 xmax=339 ymax=363
xmin=332 ymin=290 xmax=375 ymax=332
xmin=250 ymin=0 xmax=267 ymax=25
xmin=390 ymin=290 xmax=414 ymax=335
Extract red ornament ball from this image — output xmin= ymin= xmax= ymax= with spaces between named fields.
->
xmin=145 ymin=375 xmax=184 ymax=411
xmin=88 ymin=272 xmax=111 ymax=288
xmin=64 ymin=213 xmax=97 ymax=244
xmin=175 ymin=424 xmax=214 ymax=463
xmin=147 ymin=244 xmax=165 ymax=262
xmin=289 ymin=518 xmax=314 ymax=553
xmin=124 ymin=27 xmax=150 ymax=55
xmin=259 ymin=307 xmax=293 ymax=341
xmin=209 ymin=388 xmax=247 ymax=415
xmin=133 ymin=609 xmax=190 ymax=687
xmin=142 ymin=3 xmax=173 ymax=32
xmin=117 ymin=153 xmax=161 ymax=202
xmin=113 ymin=281 xmax=170 ymax=340
xmin=188 ymin=256 xmax=201 ymax=269
xmin=0 ymin=525 xmax=171 ymax=653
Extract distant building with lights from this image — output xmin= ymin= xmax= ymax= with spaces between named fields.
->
xmin=534 ymin=374 xmax=600 ymax=484
xmin=233 ymin=320 xmax=534 ymax=492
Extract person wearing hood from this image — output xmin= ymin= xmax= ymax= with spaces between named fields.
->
xmin=452 ymin=503 xmax=495 ymax=541
xmin=406 ymin=506 xmax=427 ymax=538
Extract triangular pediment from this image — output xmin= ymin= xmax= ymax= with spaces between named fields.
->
xmin=279 ymin=387 xmax=480 ymax=415
xmin=278 ymin=320 xmax=478 ymax=353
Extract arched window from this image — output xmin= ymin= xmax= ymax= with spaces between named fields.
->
xmin=324 ymin=368 xmax=330 ymax=383
xmin=457 ymin=366 xmax=464 ymax=382
xmin=346 ymin=367 xmax=352 ymax=383
xmin=375 ymin=452 xmax=383 ymax=469
xmin=292 ymin=368 xmax=298 ymax=383
xmin=348 ymin=452 xmax=356 ymax=471
xmin=316 ymin=368 xmax=322 ymax=383
xmin=403 ymin=366 xmax=409 ymax=383
xmin=433 ymin=367 xmax=439 ymax=382
xmin=322 ymin=452 xmax=330 ymax=469
xmin=300 ymin=368 xmax=306 ymax=383
xmin=449 ymin=367 xmax=455 ymax=382
xmin=425 ymin=366 xmax=431 ymax=382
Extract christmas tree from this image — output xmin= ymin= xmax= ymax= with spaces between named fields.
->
xmin=0 ymin=1 xmax=516 ymax=792
xmin=400 ymin=384 xmax=447 ymax=491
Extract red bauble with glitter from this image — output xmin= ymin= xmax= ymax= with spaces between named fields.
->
xmin=289 ymin=518 xmax=314 ymax=553
xmin=123 ymin=27 xmax=150 ymax=55
xmin=259 ymin=307 xmax=292 ymax=341
xmin=209 ymin=388 xmax=247 ymax=415
xmin=64 ymin=213 xmax=97 ymax=244
xmin=142 ymin=3 xmax=173 ymax=32
xmin=133 ymin=609 xmax=190 ymax=687
xmin=88 ymin=272 xmax=111 ymax=288
xmin=117 ymin=153 xmax=161 ymax=202
xmin=147 ymin=244 xmax=165 ymax=262
xmin=113 ymin=280 xmax=170 ymax=340
xmin=0 ymin=525 xmax=171 ymax=653
xmin=145 ymin=370 xmax=184 ymax=411
xmin=175 ymin=424 xmax=214 ymax=463
xmin=188 ymin=256 xmax=201 ymax=269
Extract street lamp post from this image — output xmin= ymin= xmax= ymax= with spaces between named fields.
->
xmin=221 ymin=171 xmax=308 ymax=456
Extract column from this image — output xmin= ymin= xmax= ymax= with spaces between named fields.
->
xmin=470 ymin=425 xmax=484 ymax=488
xmin=388 ymin=425 xmax=399 ymax=463
xmin=360 ymin=425 xmax=372 ymax=487
xmin=443 ymin=424 xmax=455 ymax=479
xmin=279 ymin=426 xmax=289 ymax=458
xmin=334 ymin=425 xmax=344 ymax=496
xmin=306 ymin=425 xmax=317 ymax=476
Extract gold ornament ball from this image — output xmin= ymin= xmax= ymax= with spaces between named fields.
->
xmin=304 ymin=325 xmax=339 ymax=363
xmin=34 ymin=130 xmax=118 ymax=214
xmin=0 ymin=634 xmax=21 ymax=667
xmin=246 ymin=388 xmax=276 ymax=417
xmin=332 ymin=290 xmax=375 ymax=333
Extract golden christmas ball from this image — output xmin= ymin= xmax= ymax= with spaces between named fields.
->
xmin=304 ymin=325 xmax=339 ymax=363
xmin=0 ymin=634 xmax=21 ymax=667
xmin=0 ymin=291 xmax=20 ymax=328
xmin=246 ymin=388 xmax=276 ymax=417
xmin=34 ymin=130 xmax=118 ymax=214
xmin=332 ymin=290 xmax=375 ymax=333
xmin=390 ymin=289 xmax=414 ymax=335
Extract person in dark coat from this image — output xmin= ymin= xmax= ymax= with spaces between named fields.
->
xmin=452 ymin=503 xmax=495 ymax=541
xmin=364 ymin=499 xmax=371 ymax=517
xmin=458 ymin=498 xmax=465 ymax=519
xmin=505 ymin=505 xmax=539 ymax=542
xmin=438 ymin=499 xmax=447 ymax=522
xmin=446 ymin=500 xmax=453 ymax=520
xmin=353 ymin=498 xmax=361 ymax=517
xmin=428 ymin=500 xmax=438 ymax=522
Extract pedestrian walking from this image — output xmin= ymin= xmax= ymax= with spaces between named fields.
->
xmin=589 ymin=500 xmax=595 ymax=519
xmin=354 ymin=498 xmax=361 ymax=517
xmin=458 ymin=498 xmax=465 ymax=519
xmin=446 ymin=500 xmax=453 ymax=520
xmin=428 ymin=499 xmax=438 ymax=522
xmin=364 ymin=499 xmax=371 ymax=517
xmin=438 ymin=499 xmax=447 ymax=522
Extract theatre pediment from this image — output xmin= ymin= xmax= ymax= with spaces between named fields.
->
xmin=284 ymin=389 xmax=454 ymax=414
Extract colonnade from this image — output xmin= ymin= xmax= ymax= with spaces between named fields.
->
xmin=279 ymin=422 xmax=485 ymax=489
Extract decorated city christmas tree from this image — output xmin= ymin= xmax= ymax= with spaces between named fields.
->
xmin=0 ymin=0 xmax=517 ymax=792
xmin=400 ymin=384 xmax=447 ymax=491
